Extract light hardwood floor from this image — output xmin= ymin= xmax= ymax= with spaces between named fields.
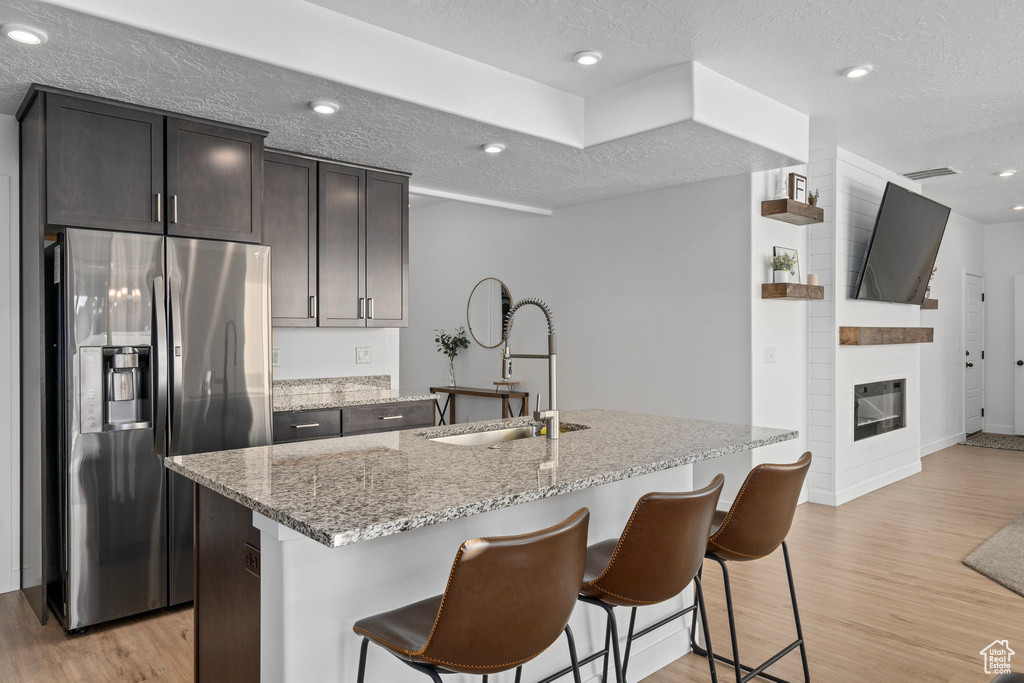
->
xmin=646 ymin=444 xmax=1024 ymax=683
xmin=0 ymin=444 xmax=1021 ymax=682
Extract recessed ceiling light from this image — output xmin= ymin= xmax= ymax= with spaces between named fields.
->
xmin=309 ymin=100 xmax=339 ymax=115
xmin=2 ymin=23 xmax=47 ymax=45
xmin=481 ymin=142 xmax=505 ymax=154
xmin=842 ymin=65 xmax=873 ymax=79
xmin=1014 ymin=205 xmax=1024 ymax=211
xmin=573 ymin=51 xmax=603 ymax=66
xmin=999 ymin=169 xmax=1017 ymax=177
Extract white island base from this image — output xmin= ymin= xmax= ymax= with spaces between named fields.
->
xmin=255 ymin=464 xmax=698 ymax=683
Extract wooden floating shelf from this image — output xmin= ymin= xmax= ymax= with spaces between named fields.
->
xmin=761 ymin=198 xmax=824 ymax=225
xmin=920 ymin=298 xmax=938 ymax=310
xmin=839 ymin=327 xmax=934 ymax=346
xmin=762 ymin=283 xmax=824 ymax=300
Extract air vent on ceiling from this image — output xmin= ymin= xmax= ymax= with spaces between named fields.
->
xmin=901 ymin=166 xmax=961 ymax=181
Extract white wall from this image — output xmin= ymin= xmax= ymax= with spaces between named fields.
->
xmin=749 ymin=168 xmax=809 ymax=491
xmin=402 ymin=175 xmax=814 ymax=503
xmin=273 ymin=328 xmax=400 ymax=385
xmin=807 ymin=148 xmax=926 ymax=505
xmin=920 ymin=211 xmax=984 ymax=452
xmin=982 ymin=221 xmax=1024 ymax=434
xmin=0 ymin=113 xmax=19 ymax=594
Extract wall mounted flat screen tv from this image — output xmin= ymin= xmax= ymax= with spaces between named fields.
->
xmin=855 ymin=182 xmax=951 ymax=305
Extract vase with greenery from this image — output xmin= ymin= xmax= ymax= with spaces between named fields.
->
xmin=808 ymin=188 xmax=820 ymax=206
xmin=435 ymin=326 xmax=470 ymax=386
xmin=770 ymin=252 xmax=798 ymax=284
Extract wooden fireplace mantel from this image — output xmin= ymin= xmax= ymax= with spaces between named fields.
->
xmin=839 ymin=327 xmax=934 ymax=346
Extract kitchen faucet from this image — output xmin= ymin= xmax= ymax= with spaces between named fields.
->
xmin=502 ymin=298 xmax=559 ymax=440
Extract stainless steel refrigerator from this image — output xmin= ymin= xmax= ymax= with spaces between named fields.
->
xmin=44 ymin=228 xmax=271 ymax=630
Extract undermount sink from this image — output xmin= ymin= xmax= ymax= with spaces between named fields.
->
xmin=430 ymin=425 xmax=541 ymax=447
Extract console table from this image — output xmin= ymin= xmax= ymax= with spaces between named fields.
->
xmin=429 ymin=386 xmax=530 ymax=425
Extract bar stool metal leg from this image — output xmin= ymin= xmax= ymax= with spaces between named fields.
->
xmin=564 ymin=625 xmax=584 ymax=683
xmin=782 ymin=542 xmax=811 ymax=682
xmin=357 ymin=638 xmax=369 ymax=683
xmin=694 ymin=548 xmax=808 ymax=683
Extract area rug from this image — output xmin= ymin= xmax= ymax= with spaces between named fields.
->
xmin=959 ymin=433 xmax=1024 ymax=452
xmin=963 ymin=513 xmax=1024 ymax=598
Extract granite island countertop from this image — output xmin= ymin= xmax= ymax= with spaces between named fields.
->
xmin=165 ymin=409 xmax=797 ymax=548
xmin=272 ymin=376 xmax=438 ymax=412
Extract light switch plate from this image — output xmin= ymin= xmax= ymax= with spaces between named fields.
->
xmin=272 ymin=348 xmax=281 ymax=367
xmin=764 ymin=346 xmax=777 ymax=363
xmin=356 ymin=347 xmax=371 ymax=364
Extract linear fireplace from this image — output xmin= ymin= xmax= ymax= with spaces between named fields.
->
xmin=854 ymin=379 xmax=906 ymax=442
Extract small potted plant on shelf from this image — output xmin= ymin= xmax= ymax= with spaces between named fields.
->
xmin=770 ymin=252 xmax=798 ymax=284
xmin=435 ymin=326 xmax=470 ymax=387
xmin=808 ymin=189 xmax=820 ymax=206
xmin=925 ymin=266 xmax=937 ymax=299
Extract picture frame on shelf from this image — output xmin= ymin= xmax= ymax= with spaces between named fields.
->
xmin=788 ymin=173 xmax=807 ymax=203
xmin=773 ymin=246 xmax=800 ymax=283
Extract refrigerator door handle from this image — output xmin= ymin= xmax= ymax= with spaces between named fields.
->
xmin=153 ymin=276 xmax=168 ymax=457
xmin=169 ymin=277 xmax=184 ymax=456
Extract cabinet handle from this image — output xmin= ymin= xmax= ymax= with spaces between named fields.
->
xmin=358 ymin=298 xmax=365 ymax=319
xmin=309 ymin=296 xmax=317 ymax=319
xmin=156 ymin=193 xmax=162 ymax=223
xmin=292 ymin=423 xmax=321 ymax=429
xmin=368 ymin=297 xmax=374 ymax=320
xmin=170 ymin=195 xmax=178 ymax=224
xmin=379 ymin=415 xmax=403 ymax=420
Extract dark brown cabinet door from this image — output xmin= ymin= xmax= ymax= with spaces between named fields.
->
xmin=195 ymin=485 xmax=260 ymax=683
xmin=318 ymin=162 xmax=366 ymax=327
xmin=45 ymin=94 xmax=164 ymax=233
xmin=365 ymin=171 xmax=409 ymax=327
xmin=166 ymin=118 xmax=263 ymax=243
xmin=264 ymin=153 xmax=317 ymax=327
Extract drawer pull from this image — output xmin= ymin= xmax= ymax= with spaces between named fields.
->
xmin=292 ymin=423 xmax=321 ymax=428
xmin=379 ymin=415 xmax=403 ymax=420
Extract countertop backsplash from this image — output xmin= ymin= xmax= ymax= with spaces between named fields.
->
xmin=273 ymin=375 xmax=392 ymax=397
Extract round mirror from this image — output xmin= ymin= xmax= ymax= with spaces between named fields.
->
xmin=467 ymin=278 xmax=512 ymax=348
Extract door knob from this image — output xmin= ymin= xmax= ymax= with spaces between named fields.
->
xmin=967 ymin=362 xmax=974 ymax=368
xmin=1018 ymin=360 xmax=1023 ymax=366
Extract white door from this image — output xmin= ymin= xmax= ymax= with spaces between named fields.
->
xmin=965 ymin=273 xmax=984 ymax=434
xmin=1015 ymin=276 xmax=1024 ymax=434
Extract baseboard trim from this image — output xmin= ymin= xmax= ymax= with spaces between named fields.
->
xmin=921 ymin=433 xmax=964 ymax=457
xmin=833 ymin=461 xmax=922 ymax=506
xmin=807 ymin=487 xmax=837 ymax=506
xmin=985 ymin=423 xmax=1015 ymax=436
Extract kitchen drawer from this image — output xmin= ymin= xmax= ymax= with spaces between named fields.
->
xmin=273 ymin=409 xmax=341 ymax=443
xmin=342 ymin=400 xmax=434 ymax=436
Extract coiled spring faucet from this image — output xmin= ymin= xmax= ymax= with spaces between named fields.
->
xmin=502 ymin=298 xmax=558 ymax=440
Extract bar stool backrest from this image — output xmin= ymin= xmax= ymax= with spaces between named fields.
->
xmin=582 ymin=475 xmax=724 ymax=606
xmin=420 ymin=507 xmax=590 ymax=672
xmin=709 ymin=452 xmax=811 ymax=562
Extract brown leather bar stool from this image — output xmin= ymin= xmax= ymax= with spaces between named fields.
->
xmin=690 ymin=452 xmax=812 ymax=683
xmin=353 ymin=508 xmax=590 ymax=683
xmin=540 ymin=475 xmax=725 ymax=683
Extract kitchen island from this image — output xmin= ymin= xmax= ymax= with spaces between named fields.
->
xmin=166 ymin=409 xmax=797 ymax=683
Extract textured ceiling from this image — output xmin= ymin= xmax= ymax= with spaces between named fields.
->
xmin=4 ymin=0 xmax=1024 ymax=221
xmin=0 ymin=0 xmax=795 ymax=210
xmin=313 ymin=0 xmax=1024 ymax=224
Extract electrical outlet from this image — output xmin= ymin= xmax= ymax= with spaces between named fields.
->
xmin=272 ymin=348 xmax=281 ymax=367
xmin=764 ymin=346 xmax=777 ymax=364
xmin=356 ymin=347 xmax=371 ymax=364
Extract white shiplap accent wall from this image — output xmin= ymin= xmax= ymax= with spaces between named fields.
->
xmin=807 ymin=148 xmax=923 ymax=505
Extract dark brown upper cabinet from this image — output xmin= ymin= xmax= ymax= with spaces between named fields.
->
xmin=264 ymin=152 xmax=409 ymax=329
xmin=318 ymin=162 xmax=366 ymax=328
xmin=45 ymin=94 xmax=164 ymax=234
xmin=264 ymin=152 xmax=317 ymax=327
xmin=166 ymin=118 xmax=263 ymax=244
xmin=365 ymin=172 xmax=409 ymax=327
